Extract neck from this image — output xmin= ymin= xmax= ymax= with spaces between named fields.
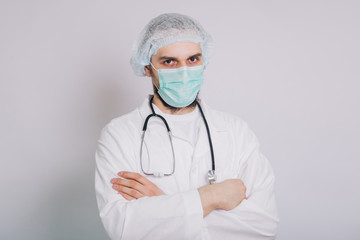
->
xmin=152 ymin=94 xmax=196 ymax=115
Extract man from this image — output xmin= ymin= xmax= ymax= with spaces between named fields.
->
xmin=95 ymin=13 xmax=279 ymax=239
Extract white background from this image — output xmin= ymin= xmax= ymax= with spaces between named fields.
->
xmin=1 ymin=0 xmax=359 ymax=239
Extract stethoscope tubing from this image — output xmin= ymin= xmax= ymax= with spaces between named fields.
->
xmin=140 ymin=95 xmax=216 ymax=183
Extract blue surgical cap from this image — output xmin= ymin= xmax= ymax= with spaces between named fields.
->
xmin=130 ymin=13 xmax=213 ymax=76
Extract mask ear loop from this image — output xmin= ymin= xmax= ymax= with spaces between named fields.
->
xmin=150 ymin=62 xmax=158 ymax=71
xmin=149 ymin=63 xmax=160 ymax=90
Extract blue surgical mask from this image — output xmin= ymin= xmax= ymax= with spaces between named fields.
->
xmin=151 ymin=63 xmax=204 ymax=108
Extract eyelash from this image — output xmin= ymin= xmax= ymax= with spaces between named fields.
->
xmin=163 ymin=57 xmax=199 ymax=65
xmin=164 ymin=59 xmax=174 ymax=64
xmin=189 ymin=57 xmax=197 ymax=62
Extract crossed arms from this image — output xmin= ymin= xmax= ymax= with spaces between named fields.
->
xmin=111 ymin=171 xmax=247 ymax=217
xmin=95 ymin=121 xmax=279 ymax=239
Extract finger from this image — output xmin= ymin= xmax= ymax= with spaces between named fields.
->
xmin=112 ymin=184 xmax=143 ymax=199
xmin=119 ymin=192 xmax=136 ymax=201
xmin=118 ymin=171 xmax=152 ymax=186
xmin=111 ymin=178 xmax=147 ymax=194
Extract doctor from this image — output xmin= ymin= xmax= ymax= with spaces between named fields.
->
xmin=95 ymin=13 xmax=279 ymax=240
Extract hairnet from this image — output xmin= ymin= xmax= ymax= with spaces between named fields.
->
xmin=130 ymin=13 xmax=213 ymax=76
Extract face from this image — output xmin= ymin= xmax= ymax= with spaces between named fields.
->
xmin=144 ymin=42 xmax=203 ymax=87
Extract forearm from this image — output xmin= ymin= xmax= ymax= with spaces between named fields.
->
xmin=198 ymin=179 xmax=247 ymax=217
xmin=197 ymin=181 xmax=278 ymax=239
xmin=98 ymin=190 xmax=203 ymax=239
xmin=205 ymin=199 xmax=279 ymax=239
xmin=198 ymin=184 xmax=218 ymax=217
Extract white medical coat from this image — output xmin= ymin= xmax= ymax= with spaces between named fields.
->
xmin=95 ymin=97 xmax=279 ymax=240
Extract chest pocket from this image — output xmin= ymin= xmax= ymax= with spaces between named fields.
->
xmin=191 ymin=127 xmax=236 ymax=187
xmin=213 ymin=131 xmax=238 ymax=181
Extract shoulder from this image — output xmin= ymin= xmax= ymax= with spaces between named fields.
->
xmin=204 ymin=103 xmax=259 ymax=145
xmin=204 ymin=103 xmax=249 ymax=131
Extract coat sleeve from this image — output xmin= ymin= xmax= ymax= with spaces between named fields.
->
xmin=95 ymin=123 xmax=204 ymax=240
xmin=205 ymin=121 xmax=279 ymax=240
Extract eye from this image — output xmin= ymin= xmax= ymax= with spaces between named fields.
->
xmin=189 ymin=56 xmax=198 ymax=63
xmin=164 ymin=59 xmax=174 ymax=65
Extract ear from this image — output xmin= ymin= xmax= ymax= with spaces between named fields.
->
xmin=144 ymin=65 xmax=152 ymax=77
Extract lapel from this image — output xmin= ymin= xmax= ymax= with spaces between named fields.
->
xmin=191 ymin=100 xmax=231 ymax=167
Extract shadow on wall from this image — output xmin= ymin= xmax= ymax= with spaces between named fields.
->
xmin=21 ymin=70 xmax=137 ymax=240
xmin=96 ymin=76 xmax=129 ymax=128
xmin=43 ymin=74 xmax=132 ymax=240
xmin=45 ymin=172 xmax=109 ymax=240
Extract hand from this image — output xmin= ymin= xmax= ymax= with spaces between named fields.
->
xmin=111 ymin=171 xmax=165 ymax=200
xmin=198 ymin=179 xmax=247 ymax=217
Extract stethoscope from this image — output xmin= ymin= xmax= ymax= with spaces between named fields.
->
xmin=140 ymin=96 xmax=217 ymax=184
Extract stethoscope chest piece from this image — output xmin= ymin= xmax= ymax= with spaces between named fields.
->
xmin=208 ymin=170 xmax=217 ymax=184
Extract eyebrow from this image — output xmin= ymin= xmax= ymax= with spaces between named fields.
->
xmin=158 ymin=53 xmax=202 ymax=61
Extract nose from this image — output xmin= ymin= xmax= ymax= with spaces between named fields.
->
xmin=178 ymin=61 xmax=188 ymax=68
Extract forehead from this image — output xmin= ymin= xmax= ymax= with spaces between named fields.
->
xmin=153 ymin=42 xmax=202 ymax=59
